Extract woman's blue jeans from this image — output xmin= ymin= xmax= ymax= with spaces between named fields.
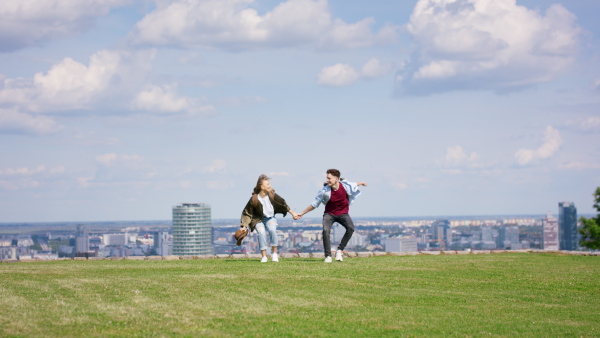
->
xmin=255 ymin=216 xmax=278 ymax=251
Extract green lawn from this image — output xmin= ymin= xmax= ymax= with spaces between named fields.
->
xmin=1 ymin=253 xmax=599 ymax=337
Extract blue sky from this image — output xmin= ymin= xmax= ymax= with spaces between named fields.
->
xmin=0 ymin=0 xmax=599 ymax=222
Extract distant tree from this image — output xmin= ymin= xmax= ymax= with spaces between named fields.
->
xmin=579 ymin=187 xmax=600 ymax=250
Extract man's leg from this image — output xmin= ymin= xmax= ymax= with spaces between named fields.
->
xmin=336 ymin=214 xmax=355 ymax=251
xmin=322 ymin=213 xmax=334 ymax=257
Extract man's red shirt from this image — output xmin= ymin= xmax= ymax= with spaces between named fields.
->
xmin=324 ymin=183 xmax=349 ymax=216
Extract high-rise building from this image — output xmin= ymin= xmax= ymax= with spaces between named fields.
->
xmin=431 ymin=219 xmax=450 ymax=249
xmin=559 ymin=202 xmax=578 ymax=251
xmin=506 ymin=225 xmax=520 ymax=249
xmin=496 ymin=226 xmax=506 ymax=249
xmin=542 ymin=213 xmax=559 ymax=250
xmin=75 ymin=224 xmax=89 ymax=254
xmin=154 ymin=231 xmax=172 ymax=256
xmin=332 ymin=224 xmax=345 ymax=244
xmin=172 ymin=203 xmax=212 ymax=256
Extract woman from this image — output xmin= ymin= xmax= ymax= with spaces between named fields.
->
xmin=239 ymin=174 xmax=298 ymax=263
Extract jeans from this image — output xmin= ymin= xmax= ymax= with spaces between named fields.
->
xmin=322 ymin=213 xmax=354 ymax=257
xmin=255 ymin=216 xmax=278 ymax=251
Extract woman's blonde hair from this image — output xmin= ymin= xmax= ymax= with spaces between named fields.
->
xmin=253 ymin=174 xmax=271 ymax=195
xmin=252 ymin=174 xmax=273 ymax=207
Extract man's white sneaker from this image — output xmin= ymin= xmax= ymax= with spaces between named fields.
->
xmin=261 ymin=256 xmax=268 ymax=263
xmin=272 ymin=253 xmax=279 ymax=262
xmin=335 ymin=250 xmax=344 ymax=262
xmin=324 ymin=256 xmax=332 ymax=263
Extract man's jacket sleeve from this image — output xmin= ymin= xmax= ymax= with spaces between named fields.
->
xmin=310 ymin=188 xmax=325 ymax=209
xmin=344 ymin=180 xmax=362 ymax=205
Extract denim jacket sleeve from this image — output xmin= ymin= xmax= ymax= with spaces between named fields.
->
xmin=341 ymin=180 xmax=361 ymax=205
xmin=310 ymin=186 xmax=328 ymax=209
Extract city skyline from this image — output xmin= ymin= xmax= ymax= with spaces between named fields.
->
xmin=0 ymin=0 xmax=599 ymax=222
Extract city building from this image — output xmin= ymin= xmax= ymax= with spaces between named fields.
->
xmin=384 ymin=237 xmax=418 ymax=252
xmin=506 ymin=225 xmax=520 ymax=249
xmin=75 ymin=224 xmax=89 ymax=254
xmin=103 ymin=234 xmax=128 ymax=246
xmin=332 ymin=224 xmax=346 ymax=244
xmin=154 ymin=230 xmax=172 ymax=256
xmin=542 ymin=213 xmax=559 ymax=250
xmin=172 ymin=203 xmax=212 ymax=256
xmin=431 ymin=219 xmax=451 ymax=249
xmin=559 ymin=202 xmax=578 ymax=251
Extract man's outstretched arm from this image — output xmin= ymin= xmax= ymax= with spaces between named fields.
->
xmin=295 ymin=205 xmax=315 ymax=219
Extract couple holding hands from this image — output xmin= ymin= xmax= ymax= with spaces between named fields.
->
xmin=239 ymin=169 xmax=367 ymax=263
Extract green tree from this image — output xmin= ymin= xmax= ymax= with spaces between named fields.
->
xmin=579 ymin=187 xmax=600 ymax=250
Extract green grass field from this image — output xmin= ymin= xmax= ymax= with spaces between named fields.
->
xmin=1 ymin=253 xmax=599 ymax=337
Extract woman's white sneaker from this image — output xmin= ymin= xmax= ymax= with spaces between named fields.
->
xmin=261 ymin=256 xmax=268 ymax=263
xmin=335 ymin=250 xmax=344 ymax=261
xmin=324 ymin=256 xmax=332 ymax=263
xmin=272 ymin=253 xmax=279 ymax=262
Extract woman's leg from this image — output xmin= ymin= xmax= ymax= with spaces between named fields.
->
xmin=265 ymin=218 xmax=279 ymax=251
xmin=255 ymin=223 xmax=268 ymax=257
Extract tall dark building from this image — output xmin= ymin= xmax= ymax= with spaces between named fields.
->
xmin=558 ymin=202 xmax=578 ymax=251
xmin=431 ymin=219 xmax=450 ymax=250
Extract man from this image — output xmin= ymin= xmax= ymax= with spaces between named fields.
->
xmin=296 ymin=169 xmax=367 ymax=263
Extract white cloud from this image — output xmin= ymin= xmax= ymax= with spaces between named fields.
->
xmin=397 ymin=0 xmax=581 ymax=95
xmin=565 ymin=117 xmax=600 ymax=133
xmin=0 ymin=108 xmax=62 ymax=135
xmin=129 ymin=0 xmax=398 ymax=51
xmin=0 ymin=178 xmax=39 ymax=190
xmin=437 ymin=145 xmax=480 ymax=168
xmin=0 ymin=165 xmax=65 ymax=177
xmin=0 ymin=0 xmax=130 ymax=52
xmin=0 ymin=49 xmax=155 ymax=113
xmin=361 ymin=58 xmax=395 ymax=79
xmin=0 ymin=164 xmax=66 ymax=190
xmin=95 ymin=153 xmax=144 ymax=168
xmin=217 ymin=95 xmax=267 ymax=107
xmin=317 ymin=64 xmax=360 ymax=87
xmin=559 ymin=161 xmax=600 ymax=170
xmin=204 ymin=159 xmax=227 ymax=173
xmin=0 ymin=165 xmax=46 ymax=176
xmin=318 ymin=58 xmax=393 ymax=87
xmin=515 ymin=126 xmax=562 ymax=165
xmin=77 ymin=177 xmax=93 ymax=188
xmin=131 ymin=85 xmax=217 ymax=116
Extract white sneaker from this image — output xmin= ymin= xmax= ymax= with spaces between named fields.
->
xmin=324 ymin=256 xmax=332 ymax=263
xmin=261 ymin=256 xmax=268 ymax=263
xmin=335 ymin=250 xmax=344 ymax=262
xmin=272 ymin=253 xmax=279 ymax=262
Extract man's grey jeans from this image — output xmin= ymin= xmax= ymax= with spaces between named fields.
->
xmin=322 ymin=213 xmax=354 ymax=257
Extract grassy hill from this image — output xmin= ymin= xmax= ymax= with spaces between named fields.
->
xmin=1 ymin=253 xmax=599 ymax=336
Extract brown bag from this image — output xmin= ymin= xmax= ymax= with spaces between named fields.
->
xmin=234 ymin=227 xmax=249 ymax=246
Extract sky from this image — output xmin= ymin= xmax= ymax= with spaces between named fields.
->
xmin=0 ymin=0 xmax=599 ymax=222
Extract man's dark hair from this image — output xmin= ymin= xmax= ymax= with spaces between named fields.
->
xmin=326 ymin=169 xmax=341 ymax=178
